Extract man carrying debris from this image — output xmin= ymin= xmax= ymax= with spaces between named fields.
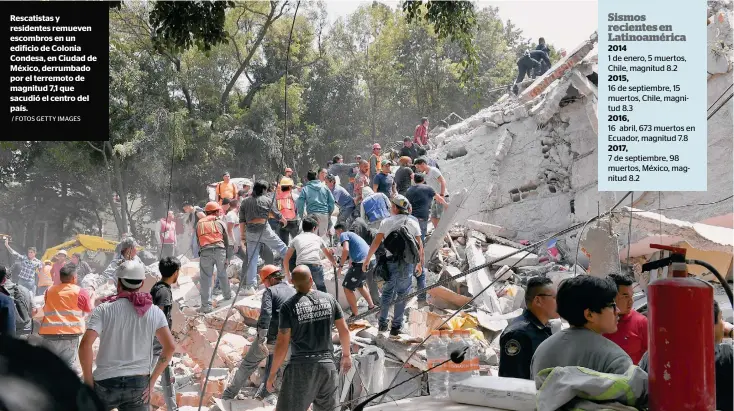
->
xmin=360 ymin=187 xmax=391 ymax=230
xmin=368 ymin=143 xmax=382 ymax=185
xmin=150 ymin=257 xmax=180 ymax=411
xmin=39 ymin=263 xmax=94 ymax=376
xmin=603 ymin=274 xmax=648 ymax=365
xmin=530 ymin=276 xmax=633 ymax=378
xmin=373 ymin=160 xmax=396 ymax=198
xmin=266 ymin=265 xmax=352 ymax=411
xmin=296 ymin=171 xmax=335 ymax=239
xmin=326 ymin=174 xmax=356 ymax=227
xmin=362 ymin=195 xmax=423 ymax=337
xmin=222 ymin=264 xmax=296 ymax=401
xmin=499 ymin=276 xmax=558 ymax=380
xmin=413 ymin=117 xmax=429 ymax=147
xmin=334 ymin=223 xmax=376 ymax=317
xmin=240 ymin=181 xmax=289 ymax=295
xmin=3 ymin=237 xmax=42 ymax=296
xmin=394 ymin=156 xmax=414 ymax=196
xmin=196 ymin=201 xmax=232 ymax=312
xmin=413 ymin=158 xmax=448 ymax=229
xmin=80 ymin=260 xmax=176 ymax=411
xmin=283 ymin=216 xmax=338 ymax=293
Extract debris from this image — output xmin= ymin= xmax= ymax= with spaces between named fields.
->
xmin=484 ymin=244 xmax=539 ymax=267
xmin=428 ymin=286 xmax=472 ymax=309
xmin=448 ymin=375 xmax=536 ymax=410
xmin=580 ymin=219 xmax=620 ymax=278
xmin=424 ymin=188 xmax=469 ymax=261
xmin=466 ymin=220 xmax=519 ymax=245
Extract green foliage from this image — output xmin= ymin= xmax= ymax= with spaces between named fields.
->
xmin=149 ymin=1 xmax=235 ymax=53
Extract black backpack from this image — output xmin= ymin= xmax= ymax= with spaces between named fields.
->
xmin=5 ymin=283 xmax=32 ymax=334
xmin=383 ymin=225 xmax=421 ymax=266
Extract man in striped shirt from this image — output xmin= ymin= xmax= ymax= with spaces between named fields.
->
xmin=4 ymin=237 xmax=42 ymax=296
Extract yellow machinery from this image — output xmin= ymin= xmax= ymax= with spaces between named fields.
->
xmin=40 ymin=234 xmax=144 ymax=262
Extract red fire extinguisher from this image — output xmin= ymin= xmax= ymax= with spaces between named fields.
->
xmin=645 ymin=244 xmax=716 ymax=411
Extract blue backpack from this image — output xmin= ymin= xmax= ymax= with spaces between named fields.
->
xmin=362 ymin=194 xmax=390 ymax=223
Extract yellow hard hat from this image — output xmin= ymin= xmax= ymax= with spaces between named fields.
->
xmin=280 ymin=177 xmax=294 ymax=187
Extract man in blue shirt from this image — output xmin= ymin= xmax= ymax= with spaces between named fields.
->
xmin=334 ymin=223 xmax=376 ymax=317
xmin=372 ymin=160 xmax=396 ymax=198
xmin=325 ymin=175 xmax=356 ymax=227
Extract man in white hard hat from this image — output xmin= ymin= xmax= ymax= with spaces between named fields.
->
xmin=79 ymin=260 xmax=176 ymax=410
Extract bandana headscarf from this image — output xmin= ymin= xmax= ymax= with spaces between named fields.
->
xmin=100 ymin=291 xmax=153 ymax=317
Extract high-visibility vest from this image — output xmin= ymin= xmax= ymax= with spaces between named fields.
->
xmin=40 ymin=283 xmax=85 ymax=335
xmin=196 ymin=215 xmax=225 ymax=247
xmin=276 ymin=190 xmax=297 ymax=221
xmin=38 ymin=265 xmax=54 ymax=287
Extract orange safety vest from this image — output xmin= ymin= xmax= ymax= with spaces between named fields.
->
xmin=38 ymin=265 xmax=54 ymax=287
xmin=196 ymin=215 xmax=225 ymax=248
xmin=276 ymin=190 xmax=297 ymax=221
xmin=40 ymin=283 xmax=85 ymax=335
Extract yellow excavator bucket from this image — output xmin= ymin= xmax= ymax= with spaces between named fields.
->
xmin=40 ymin=234 xmax=144 ymax=262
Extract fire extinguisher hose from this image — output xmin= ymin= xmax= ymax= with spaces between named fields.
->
xmin=688 ymin=259 xmax=733 ymax=306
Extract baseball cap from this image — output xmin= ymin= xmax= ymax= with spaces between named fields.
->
xmin=117 ymin=260 xmax=146 ymax=289
xmin=391 ymin=194 xmax=411 ymax=211
xmin=372 ymin=143 xmax=381 ymax=150
xmin=381 ymin=159 xmax=392 ymax=167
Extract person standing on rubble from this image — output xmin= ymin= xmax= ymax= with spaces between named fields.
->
xmin=328 ymin=155 xmax=358 ymax=189
xmin=512 ymin=51 xmax=540 ymax=95
xmin=360 ymin=187 xmax=391 ymax=230
xmin=39 ymin=262 xmax=94 ymax=375
xmin=414 ymin=117 xmax=429 ymax=147
xmin=373 ymin=160 xmax=396 ymax=198
xmin=150 ymin=257 xmax=181 ymax=411
xmin=353 ymin=160 xmax=371 ymax=207
xmin=405 ymin=173 xmax=447 ymax=243
xmin=283 ymin=216 xmax=338 ymax=293
xmin=413 ymin=158 xmax=448 ymax=229
xmin=296 ymin=171 xmax=335 ymax=239
xmin=159 ymin=211 xmax=177 ymax=259
xmin=275 ymin=177 xmax=300 ymax=247
xmin=602 ymin=274 xmax=648 ymax=365
xmin=4 ymin=238 xmax=43 ymax=296
xmin=499 ymin=276 xmax=558 ymax=380
xmin=394 ymin=156 xmax=414 ymax=196
xmin=216 ymin=172 xmax=239 ymax=205
xmin=240 ymin=180 xmax=289 ymax=296
xmin=399 ymin=137 xmax=419 ymax=161
xmin=196 ymin=201 xmax=232 ymax=313
xmin=530 ymin=276 xmax=632 ymax=378
xmin=79 ymin=260 xmax=176 ymax=411
xmin=368 ymin=143 xmax=382 ymax=185
xmin=222 ymin=264 xmax=296 ymax=401
xmin=102 ymin=238 xmax=144 ymax=281
xmin=38 ymin=259 xmax=54 ymax=296
xmin=325 ymin=174 xmax=356 ymax=227
xmin=266 ymin=265 xmax=352 ymax=411
xmin=334 ymin=223 xmax=376 ymax=316
xmin=51 ymin=250 xmax=70 ymax=285
xmin=362 ymin=195 xmax=423 ymax=338
xmin=225 ymin=199 xmax=247 ymax=265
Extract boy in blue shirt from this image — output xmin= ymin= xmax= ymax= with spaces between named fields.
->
xmin=334 ymin=223 xmax=377 ymax=316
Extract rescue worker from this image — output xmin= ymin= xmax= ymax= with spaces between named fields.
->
xmin=498 ymin=276 xmax=558 ymax=379
xmin=413 ymin=157 xmax=448 ymax=229
xmin=283 ymin=216 xmax=338 ymax=293
xmin=216 ymin=171 xmax=239 ymax=204
xmin=275 ymin=177 xmax=300 ymax=246
xmin=39 ymin=263 xmax=94 ymax=375
xmin=296 ymin=171 xmax=335 ymax=239
xmin=3 ymin=237 xmax=42 ymax=296
xmin=603 ymin=273 xmax=648 ymax=364
xmin=266 ymin=265 xmax=352 ymax=411
xmin=368 ymin=143 xmax=382 ymax=186
xmin=221 ymin=265 xmax=296 ymax=401
xmin=360 ymin=187 xmax=391 ymax=230
xmin=325 ymin=174 xmax=356 ymax=227
xmin=413 ymin=117 xmax=429 ymax=147
xmin=183 ymin=202 xmax=206 ymax=258
xmin=512 ymin=51 xmax=541 ymax=95
xmin=394 ymin=156 xmax=414 ymax=196
xmin=196 ymin=201 xmax=231 ymax=313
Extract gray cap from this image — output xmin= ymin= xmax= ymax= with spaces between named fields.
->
xmin=391 ymin=194 xmax=411 ymax=212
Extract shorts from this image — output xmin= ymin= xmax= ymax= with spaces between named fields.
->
xmin=342 ymin=260 xmax=374 ymax=291
xmin=430 ymin=198 xmax=445 ymax=219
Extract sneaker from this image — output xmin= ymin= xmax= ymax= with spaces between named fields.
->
xmin=389 ymin=327 xmax=401 ymax=339
xmin=198 ymin=305 xmax=213 ymax=314
xmin=378 ymin=323 xmax=388 ymax=333
xmin=239 ymin=286 xmax=256 ymax=296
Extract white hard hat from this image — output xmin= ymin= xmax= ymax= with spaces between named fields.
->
xmin=117 ymin=260 xmax=146 ymax=289
xmin=56 ymin=250 xmax=68 ymax=257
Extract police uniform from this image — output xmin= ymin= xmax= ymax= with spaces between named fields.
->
xmin=498 ymin=309 xmax=553 ymax=380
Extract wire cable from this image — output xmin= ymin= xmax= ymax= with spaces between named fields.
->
xmin=708 ymin=83 xmax=733 ymax=112
xmin=197 ymin=2 xmax=301 ymax=409
xmin=708 ymin=92 xmax=733 ymax=120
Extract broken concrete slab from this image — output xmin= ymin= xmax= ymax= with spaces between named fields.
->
xmin=359 ymin=328 xmax=427 ymax=371
xmin=425 ymin=188 xmax=469 ymax=261
xmin=364 ymin=395 xmax=506 ymax=410
xmin=581 ymin=219 xmax=620 ymax=278
xmin=465 ymin=235 xmax=509 ymax=333
xmin=466 ymin=220 xmax=517 ymax=240
xmin=484 ymin=244 xmax=538 ymax=267
xmin=428 ymin=286 xmax=472 ymax=309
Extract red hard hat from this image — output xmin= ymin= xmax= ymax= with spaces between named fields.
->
xmin=259 ymin=264 xmax=281 ymax=283
xmin=204 ymin=201 xmax=221 ymax=212
xmin=372 ymin=143 xmax=381 ymax=150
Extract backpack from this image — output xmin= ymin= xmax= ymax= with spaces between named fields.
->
xmin=383 ymin=224 xmax=421 ymax=265
xmin=5 ymin=283 xmax=32 ymax=334
xmin=362 ymin=194 xmax=389 ymax=223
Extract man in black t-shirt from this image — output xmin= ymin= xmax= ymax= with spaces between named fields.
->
xmin=394 ymin=156 xmax=414 ymax=196
xmin=405 ymin=173 xmax=447 ymax=243
xmin=151 ymin=257 xmax=180 ymax=411
xmin=266 ymin=265 xmax=352 ymax=411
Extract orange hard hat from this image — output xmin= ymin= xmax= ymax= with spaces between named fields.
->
xmin=204 ymin=201 xmax=221 ymax=212
xmin=259 ymin=264 xmax=281 ymax=283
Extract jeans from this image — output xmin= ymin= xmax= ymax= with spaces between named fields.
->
xmin=379 ymin=260 xmax=414 ymax=331
xmin=417 ymin=218 xmax=428 ymax=244
xmin=199 ymin=247 xmax=231 ymax=308
xmin=276 ymin=362 xmax=339 ymax=411
xmin=305 ymin=264 xmax=327 ymax=293
xmin=152 ymin=356 xmax=178 ymax=410
xmin=246 ymin=225 xmax=288 ymax=287
xmin=223 ymin=343 xmax=291 ymax=399
xmin=18 ymin=278 xmax=36 ymax=299
xmin=94 ymin=375 xmax=150 ymax=411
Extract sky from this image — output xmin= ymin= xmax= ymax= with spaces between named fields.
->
xmin=324 ymin=0 xmax=598 ymax=52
